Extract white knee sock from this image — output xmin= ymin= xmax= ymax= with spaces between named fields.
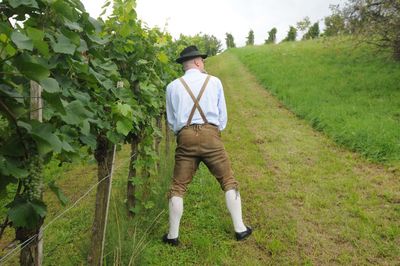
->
xmin=168 ymin=196 xmax=183 ymax=239
xmin=225 ymin=189 xmax=247 ymax=233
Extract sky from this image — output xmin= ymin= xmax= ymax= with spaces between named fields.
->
xmin=81 ymin=0 xmax=346 ymax=47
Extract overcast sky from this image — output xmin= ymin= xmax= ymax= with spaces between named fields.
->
xmin=81 ymin=0 xmax=346 ymax=47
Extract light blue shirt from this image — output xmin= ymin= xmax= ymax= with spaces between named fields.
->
xmin=166 ymin=69 xmax=228 ymax=134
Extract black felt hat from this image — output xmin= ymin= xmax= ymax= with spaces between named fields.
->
xmin=175 ymin=45 xmax=208 ymax=64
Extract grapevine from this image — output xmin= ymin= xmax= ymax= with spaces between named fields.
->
xmin=0 ymin=0 xmax=180 ymax=263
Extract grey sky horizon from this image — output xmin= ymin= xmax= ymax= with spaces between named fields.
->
xmin=81 ymin=0 xmax=346 ymax=47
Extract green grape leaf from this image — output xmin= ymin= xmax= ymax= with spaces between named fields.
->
xmin=52 ymin=34 xmax=76 ymax=55
xmin=116 ymin=103 xmax=133 ymax=117
xmin=88 ymin=17 xmax=103 ymax=33
xmin=0 ymin=175 xmax=17 ymax=197
xmin=87 ymin=34 xmax=109 ymax=45
xmin=5 ymin=43 xmax=17 ymax=56
xmin=0 ymin=33 xmax=8 ymax=43
xmin=42 ymin=91 xmax=66 ymax=115
xmin=25 ymin=27 xmax=50 ymax=56
xmin=61 ymin=141 xmax=75 ymax=153
xmin=0 ymin=156 xmax=28 ymax=178
xmin=61 ymin=29 xmax=81 ymax=46
xmin=0 ymin=135 xmax=26 ymax=157
xmin=106 ymin=131 xmax=121 ymax=144
xmin=120 ymin=24 xmax=131 ymax=38
xmin=7 ymin=198 xmax=47 ymax=229
xmin=0 ymin=22 xmax=12 ymax=37
xmin=2 ymin=159 xmax=29 ymax=178
xmin=64 ymin=20 xmax=83 ymax=32
xmin=33 ymin=39 xmax=50 ymax=56
xmin=48 ymin=181 xmax=69 ymax=206
xmin=26 ymin=27 xmax=44 ymax=41
xmin=80 ymin=134 xmax=97 ymax=150
xmin=62 ymin=100 xmax=94 ymax=125
xmin=11 ymin=31 xmax=33 ymax=51
xmin=14 ymin=55 xmax=50 ymax=81
xmin=116 ymin=118 xmax=132 ymax=136
xmin=52 ymin=0 xmax=78 ymax=22
xmin=81 ymin=119 xmax=90 ymax=136
xmin=157 ymin=52 xmax=169 ymax=64
xmin=77 ymin=39 xmax=88 ymax=53
xmin=31 ymin=199 xmax=47 ymax=217
xmin=89 ymin=68 xmax=113 ymax=90
xmin=8 ymin=0 xmax=38 ymax=8
xmin=40 ymin=78 xmax=61 ymax=93
xmin=30 ymin=121 xmax=63 ymax=155
xmin=17 ymin=121 xmax=32 ymax=132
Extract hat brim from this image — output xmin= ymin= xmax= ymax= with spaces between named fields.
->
xmin=175 ymin=53 xmax=207 ymax=64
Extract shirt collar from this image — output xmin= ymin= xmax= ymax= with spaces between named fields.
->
xmin=184 ymin=68 xmax=202 ymax=75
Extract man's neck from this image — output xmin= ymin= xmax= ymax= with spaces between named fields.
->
xmin=185 ymin=67 xmax=201 ymax=72
xmin=185 ymin=68 xmax=202 ymax=74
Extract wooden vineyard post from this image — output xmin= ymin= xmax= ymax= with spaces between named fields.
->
xmin=126 ymin=80 xmax=140 ymax=218
xmin=155 ymin=114 xmax=162 ymax=173
xmin=127 ymin=135 xmax=140 ymax=217
xmin=88 ymin=141 xmax=116 ymax=266
xmin=30 ymin=81 xmax=43 ymax=123
xmin=31 ymin=81 xmax=43 ymax=266
xmin=18 ymin=81 xmax=44 ymax=266
xmin=164 ymin=111 xmax=170 ymax=157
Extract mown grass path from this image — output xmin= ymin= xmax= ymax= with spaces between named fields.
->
xmin=144 ymin=52 xmax=400 ymax=265
xmin=210 ymin=53 xmax=400 ymax=265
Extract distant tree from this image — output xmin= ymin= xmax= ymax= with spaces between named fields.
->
xmin=176 ymin=33 xmax=202 ymax=49
xmin=303 ymin=22 xmax=320 ymax=40
xmin=202 ymin=34 xmax=223 ymax=56
xmin=176 ymin=33 xmax=222 ymax=56
xmin=324 ymin=5 xmax=347 ymax=37
xmin=296 ymin=16 xmax=311 ymax=38
xmin=283 ymin=26 xmax=297 ymax=42
xmin=343 ymin=0 xmax=400 ymax=60
xmin=265 ymin=27 xmax=277 ymax=44
xmin=225 ymin=33 xmax=236 ymax=48
xmin=246 ymin=29 xmax=255 ymax=45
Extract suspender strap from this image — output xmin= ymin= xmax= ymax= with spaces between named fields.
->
xmin=179 ymin=75 xmax=211 ymax=126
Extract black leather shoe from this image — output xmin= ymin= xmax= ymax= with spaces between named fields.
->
xmin=235 ymin=226 xmax=252 ymax=241
xmin=162 ymin=234 xmax=179 ymax=246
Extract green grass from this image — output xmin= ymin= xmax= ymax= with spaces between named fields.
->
xmin=205 ymin=52 xmax=399 ymax=265
xmin=230 ymin=37 xmax=400 ymax=164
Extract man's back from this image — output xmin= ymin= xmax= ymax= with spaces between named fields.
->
xmin=166 ymin=69 xmax=227 ymax=134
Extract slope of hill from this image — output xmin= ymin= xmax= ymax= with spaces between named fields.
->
xmin=230 ymin=37 xmax=400 ymax=164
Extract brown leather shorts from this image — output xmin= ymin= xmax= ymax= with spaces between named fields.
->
xmin=168 ymin=124 xmax=239 ymax=198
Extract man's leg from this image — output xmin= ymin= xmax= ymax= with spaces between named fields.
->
xmin=168 ymin=196 xmax=183 ymax=239
xmin=225 ymin=189 xmax=247 ymax=233
xmin=165 ymin=157 xmax=198 ymax=241
xmin=201 ymin=125 xmax=252 ymax=240
xmin=164 ymin=135 xmax=200 ymax=244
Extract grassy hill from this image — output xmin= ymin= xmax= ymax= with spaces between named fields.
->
xmin=230 ymin=37 xmax=400 ymax=165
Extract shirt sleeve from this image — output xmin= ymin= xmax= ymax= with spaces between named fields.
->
xmin=165 ymin=83 xmax=175 ymax=132
xmin=216 ymin=78 xmax=228 ymax=131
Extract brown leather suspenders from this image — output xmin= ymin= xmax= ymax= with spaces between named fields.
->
xmin=179 ymin=75 xmax=211 ymax=126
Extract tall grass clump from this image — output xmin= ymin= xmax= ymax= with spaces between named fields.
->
xmin=104 ymin=143 xmax=175 ymax=265
xmin=231 ymin=37 xmax=400 ymax=164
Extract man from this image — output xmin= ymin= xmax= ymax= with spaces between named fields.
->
xmin=163 ymin=45 xmax=252 ymax=246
